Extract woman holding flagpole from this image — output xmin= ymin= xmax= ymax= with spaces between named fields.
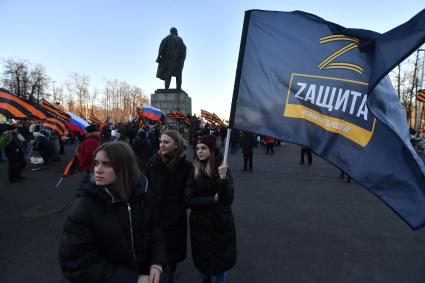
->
xmin=185 ymin=134 xmax=236 ymax=283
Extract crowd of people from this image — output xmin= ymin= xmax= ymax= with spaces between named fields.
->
xmin=31 ymin=118 xmax=236 ymax=283
xmin=0 ymin=115 xmax=353 ymax=283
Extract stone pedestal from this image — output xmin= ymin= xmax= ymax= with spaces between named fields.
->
xmin=151 ymin=89 xmax=192 ymax=123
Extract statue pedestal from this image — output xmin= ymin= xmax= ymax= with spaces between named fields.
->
xmin=151 ymin=89 xmax=192 ymax=123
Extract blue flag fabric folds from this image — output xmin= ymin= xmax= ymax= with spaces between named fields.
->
xmin=230 ymin=10 xmax=425 ymax=229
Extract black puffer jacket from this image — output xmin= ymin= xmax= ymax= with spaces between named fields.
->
xmin=131 ymin=134 xmax=154 ymax=173
xmin=59 ymin=175 xmax=165 ymax=283
xmin=185 ymin=169 xmax=237 ymax=276
xmin=145 ymin=154 xmax=193 ymax=264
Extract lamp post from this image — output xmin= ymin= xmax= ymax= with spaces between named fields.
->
xmin=52 ymin=80 xmax=56 ymax=102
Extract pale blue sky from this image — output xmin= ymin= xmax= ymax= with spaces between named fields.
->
xmin=0 ymin=0 xmax=423 ymax=119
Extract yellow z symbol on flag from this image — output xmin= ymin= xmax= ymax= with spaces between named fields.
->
xmin=318 ymin=35 xmax=364 ymax=75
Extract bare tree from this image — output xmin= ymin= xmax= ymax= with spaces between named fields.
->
xmin=64 ymin=80 xmax=75 ymax=113
xmin=67 ymin=73 xmax=90 ymax=117
xmin=28 ymin=64 xmax=49 ymax=102
xmin=391 ymin=52 xmax=422 ymax=128
xmin=1 ymin=58 xmax=49 ymax=102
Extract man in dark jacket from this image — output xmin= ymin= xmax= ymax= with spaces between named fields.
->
xmin=2 ymin=124 xmax=27 ymax=183
xmin=240 ymin=131 xmax=256 ymax=172
xmin=131 ymin=129 xmax=154 ymax=173
xmin=156 ymin=27 xmax=186 ymax=90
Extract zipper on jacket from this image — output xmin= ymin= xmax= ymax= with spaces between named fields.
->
xmin=127 ymin=203 xmax=138 ymax=263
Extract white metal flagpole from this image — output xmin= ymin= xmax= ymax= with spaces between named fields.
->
xmin=223 ymin=128 xmax=231 ymax=164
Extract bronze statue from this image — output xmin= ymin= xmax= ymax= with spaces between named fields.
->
xmin=156 ymin=27 xmax=186 ymax=90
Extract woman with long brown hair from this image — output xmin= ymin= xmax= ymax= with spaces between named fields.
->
xmin=60 ymin=141 xmax=165 ymax=283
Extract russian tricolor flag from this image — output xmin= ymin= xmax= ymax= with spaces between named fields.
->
xmin=142 ymin=104 xmax=162 ymax=121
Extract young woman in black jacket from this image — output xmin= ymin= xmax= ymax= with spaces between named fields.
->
xmin=59 ymin=141 xmax=165 ymax=283
xmin=185 ymin=135 xmax=237 ymax=283
xmin=145 ymin=130 xmax=193 ymax=283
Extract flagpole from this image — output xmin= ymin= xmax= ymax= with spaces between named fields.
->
xmin=56 ymin=177 xmax=64 ymax=189
xmin=223 ymin=128 xmax=231 ymax=164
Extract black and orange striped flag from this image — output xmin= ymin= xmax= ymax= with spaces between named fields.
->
xmin=42 ymin=99 xmax=71 ymax=121
xmin=417 ymin=89 xmax=425 ymax=103
xmin=183 ymin=116 xmax=191 ymax=125
xmin=201 ymin=109 xmax=214 ymax=120
xmin=89 ymin=113 xmax=103 ymax=128
xmin=167 ymin=112 xmax=178 ymax=120
xmin=42 ymin=117 xmax=68 ymax=137
xmin=212 ymin=113 xmax=225 ymax=126
xmin=201 ymin=109 xmax=218 ymax=125
xmin=175 ymin=110 xmax=186 ymax=119
xmin=0 ymin=89 xmax=48 ymax=120
xmin=136 ymin=107 xmax=144 ymax=128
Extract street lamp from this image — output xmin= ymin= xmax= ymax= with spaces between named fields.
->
xmin=52 ymin=80 xmax=56 ymax=102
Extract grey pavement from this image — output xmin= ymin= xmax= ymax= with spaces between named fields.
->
xmin=0 ymin=141 xmax=424 ymax=283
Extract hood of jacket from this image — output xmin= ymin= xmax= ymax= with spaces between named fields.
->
xmin=77 ymin=174 xmax=149 ymax=204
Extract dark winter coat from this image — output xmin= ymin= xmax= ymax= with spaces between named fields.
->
xmin=59 ymin=175 xmax=166 ymax=283
xmin=156 ymin=33 xmax=186 ymax=80
xmin=4 ymin=133 xmax=25 ymax=158
xmin=145 ymin=154 xmax=193 ymax=264
xmin=32 ymin=132 xmax=56 ymax=161
xmin=185 ymin=169 xmax=237 ymax=276
xmin=240 ymin=132 xmax=256 ymax=155
xmin=131 ymin=135 xmax=154 ymax=172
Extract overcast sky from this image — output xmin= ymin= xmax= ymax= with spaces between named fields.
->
xmin=0 ymin=0 xmax=423 ymax=119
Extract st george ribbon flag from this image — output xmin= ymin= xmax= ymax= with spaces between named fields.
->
xmin=230 ymin=9 xmax=425 ymax=229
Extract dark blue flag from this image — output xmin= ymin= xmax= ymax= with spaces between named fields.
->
xmin=230 ymin=10 xmax=425 ymax=229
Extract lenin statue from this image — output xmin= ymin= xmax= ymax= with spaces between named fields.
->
xmin=156 ymin=27 xmax=187 ymax=90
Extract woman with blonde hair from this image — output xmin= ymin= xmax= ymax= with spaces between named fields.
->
xmin=145 ymin=130 xmax=193 ymax=283
xmin=185 ymin=135 xmax=237 ymax=283
xmin=60 ymin=141 xmax=165 ymax=283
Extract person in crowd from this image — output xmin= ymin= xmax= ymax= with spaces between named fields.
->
xmin=32 ymin=127 xmax=56 ymax=165
xmin=240 ymin=131 xmax=256 ymax=172
xmin=1 ymin=124 xmax=27 ymax=183
xmin=111 ymin=126 xmax=118 ymax=141
xmin=300 ymin=145 xmax=313 ymax=165
xmin=77 ymin=125 xmax=100 ymax=173
xmin=58 ymin=133 xmax=66 ymax=154
xmin=59 ymin=141 xmax=166 ymax=283
xmin=49 ymin=129 xmax=61 ymax=161
xmin=129 ymin=122 xmax=139 ymax=144
xmin=132 ymin=128 xmax=154 ymax=174
xmin=17 ymin=121 xmax=31 ymax=157
xmin=145 ymin=130 xmax=193 ymax=283
xmin=265 ymin=136 xmax=275 ymax=155
xmin=185 ymin=134 xmax=237 ymax=283
xmin=229 ymin=129 xmax=240 ymax=154
xmin=219 ymin=125 xmax=227 ymax=147
xmin=100 ymin=125 xmax=111 ymax=143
